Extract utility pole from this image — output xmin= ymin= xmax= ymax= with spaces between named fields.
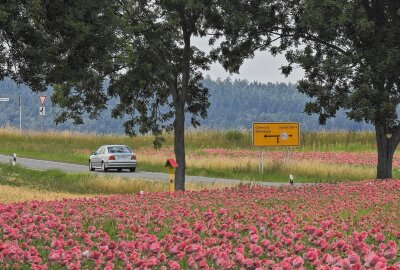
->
xmin=19 ymin=96 xmax=21 ymax=132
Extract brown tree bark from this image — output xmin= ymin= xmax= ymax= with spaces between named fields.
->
xmin=173 ymin=100 xmax=186 ymax=191
xmin=173 ymin=12 xmax=192 ymax=191
xmin=375 ymin=123 xmax=400 ymax=179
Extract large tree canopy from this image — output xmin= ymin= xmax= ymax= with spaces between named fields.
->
xmin=216 ymin=0 xmax=400 ymax=179
xmin=291 ymin=0 xmax=400 ymax=179
xmin=1 ymin=0 xmax=221 ymax=190
xmin=100 ymin=0 xmax=214 ymax=190
xmin=0 ymin=0 xmax=118 ymax=119
xmin=5 ymin=0 xmax=400 ymax=183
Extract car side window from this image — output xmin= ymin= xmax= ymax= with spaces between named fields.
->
xmin=95 ymin=147 xmax=102 ymax=154
xmin=100 ymin=147 xmax=106 ymax=154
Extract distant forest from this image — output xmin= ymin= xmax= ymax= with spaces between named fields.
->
xmin=0 ymin=77 xmax=372 ymax=134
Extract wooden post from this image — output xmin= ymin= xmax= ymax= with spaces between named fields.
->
xmin=165 ymin=159 xmax=178 ymax=191
xmin=169 ymin=167 xmax=174 ymax=191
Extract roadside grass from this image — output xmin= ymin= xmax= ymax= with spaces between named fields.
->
xmin=0 ymin=184 xmax=91 ymax=204
xmin=0 ymin=128 xmax=377 ymax=157
xmin=0 ymin=128 xmax=383 ymax=183
xmin=139 ymin=156 xmax=376 ymax=183
xmin=0 ymin=163 xmax=234 ymax=199
xmin=186 ymin=129 xmax=378 ymax=152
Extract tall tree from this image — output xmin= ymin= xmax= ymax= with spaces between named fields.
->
xmin=36 ymin=0 xmax=219 ymax=190
xmin=216 ymin=0 xmax=400 ymax=179
xmin=105 ymin=0 xmax=213 ymax=190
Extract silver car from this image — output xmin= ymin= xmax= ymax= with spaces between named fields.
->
xmin=89 ymin=145 xmax=137 ymax=172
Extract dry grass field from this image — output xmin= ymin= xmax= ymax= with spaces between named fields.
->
xmin=0 ymin=184 xmax=91 ymax=203
xmin=0 ymin=163 xmax=236 ymax=204
xmin=0 ymin=128 xmax=383 ymax=182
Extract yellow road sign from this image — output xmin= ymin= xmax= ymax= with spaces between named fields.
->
xmin=252 ymin=122 xmax=300 ymax=147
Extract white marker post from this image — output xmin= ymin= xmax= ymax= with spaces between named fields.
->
xmin=12 ymin=153 xmax=16 ymax=166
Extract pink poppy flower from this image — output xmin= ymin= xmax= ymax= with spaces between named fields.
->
xmin=168 ymin=260 xmax=180 ymax=270
xmin=199 ymin=259 xmax=208 ymax=268
xmin=347 ymin=250 xmax=360 ymax=264
xmin=292 ymin=256 xmax=304 ymax=268
xmin=250 ymin=244 xmax=263 ymax=257
xmin=48 ymin=250 xmax=62 ymax=261
xmin=249 ymin=234 xmax=259 ymax=244
xmin=383 ymin=241 xmax=397 ymax=260
xmin=364 ymin=252 xmax=380 ymax=268
xmin=149 ymin=242 xmax=161 ymax=254
xmin=108 ymin=241 xmax=117 ymax=250
xmin=146 ymin=257 xmax=158 ymax=268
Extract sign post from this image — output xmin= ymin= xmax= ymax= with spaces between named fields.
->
xmin=19 ymin=97 xmax=21 ymax=132
xmin=39 ymin=96 xmax=46 ymax=131
xmin=260 ymin=148 xmax=264 ymax=174
xmin=252 ymin=122 xmax=300 ymax=175
xmin=165 ymin=159 xmax=178 ymax=191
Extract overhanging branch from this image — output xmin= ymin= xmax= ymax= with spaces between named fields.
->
xmin=269 ymin=31 xmax=349 ymax=55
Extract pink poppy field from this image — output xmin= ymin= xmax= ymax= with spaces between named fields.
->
xmin=139 ymin=147 xmax=400 ymax=168
xmin=1 ymin=181 xmax=399 ymax=269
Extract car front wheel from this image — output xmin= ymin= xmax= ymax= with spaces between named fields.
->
xmin=130 ymin=167 xmax=136 ymax=172
xmin=89 ymin=161 xmax=95 ymax=171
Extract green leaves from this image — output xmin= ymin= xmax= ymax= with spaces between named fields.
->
xmin=215 ymin=0 xmax=400 ymax=134
xmin=215 ymin=0 xmax=400 ymax=178
xmin=298 ymin=0 xmax=400 ymax=126
xmin=24 ymin=0 xmax=217 ymax=157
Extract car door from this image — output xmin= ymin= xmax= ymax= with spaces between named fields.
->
xmin=92 ymin=147 xmax=103 ymax=167
xmin=99 ymin=147 xmax=108 ymax=165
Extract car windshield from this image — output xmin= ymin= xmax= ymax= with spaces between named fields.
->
xmin=107 ymin=146 xmax=132 ymax=154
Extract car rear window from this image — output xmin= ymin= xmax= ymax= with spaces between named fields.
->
xmin=108 ymin=146 xmax=132 ymax=154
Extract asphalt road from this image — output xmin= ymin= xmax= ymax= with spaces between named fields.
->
xmin=0 ymin=154 xmax=294 ymax=187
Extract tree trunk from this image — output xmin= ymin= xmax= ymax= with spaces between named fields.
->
xmin=172 ymin=15 xmax=191 ymax=191
xmin=174 ymin=100 xmax=186 ymax=191
xmin=375 ymin=123 xmax=400 ymax=179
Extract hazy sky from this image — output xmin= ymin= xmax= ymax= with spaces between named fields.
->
xmin=193 ymin=37 xmax=304 ymax=84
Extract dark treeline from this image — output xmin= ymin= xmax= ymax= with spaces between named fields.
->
xmin=0 ymin=77 xmax=372 ymax=133
xmin=202 ymin=77 xmax=372 ymax=131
